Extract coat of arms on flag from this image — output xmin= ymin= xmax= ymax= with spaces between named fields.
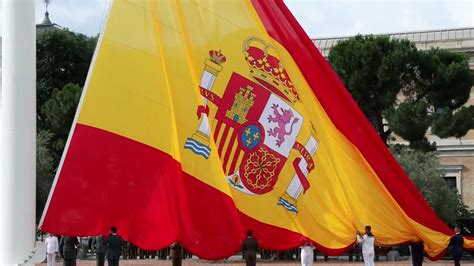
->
xmin=184 ymin=37 xmax=319 ymax=213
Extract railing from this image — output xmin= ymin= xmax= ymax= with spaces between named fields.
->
xmin=313 ymin=27 xmax=474 ymax=52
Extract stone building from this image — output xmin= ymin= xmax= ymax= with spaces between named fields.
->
xmin=36 ymin=11 xmax=63 ymax=33
xmin=314 ymin=27 xmax=474 ymax=208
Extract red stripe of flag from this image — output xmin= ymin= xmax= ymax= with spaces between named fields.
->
xmin=218 ymin=124 xmax=231 ymax=157
xmin=213 ymin=120 xmax=223 ymax=143
xmin=228 ymin=147 xmax=242 ymax=175
xmin=222 ymin=131 xmax=238 ymax=173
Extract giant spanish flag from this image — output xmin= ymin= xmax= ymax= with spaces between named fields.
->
xmin=39 ymin=0 xmax=474 ymax=260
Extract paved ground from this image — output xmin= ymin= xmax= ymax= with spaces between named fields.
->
xmin=37 ymin=259 xmax=474 ymax=266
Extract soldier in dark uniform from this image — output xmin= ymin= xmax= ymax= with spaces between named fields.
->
xmin=242 ymin=230 xmax=258 ymax=266
xmin=120 ymin=241 xmax=128 ymax=260
xmin=59 ymin=236 xmax=79 ymax=266
xmin=93 ymin=235 xmax=107 ymax=266
xmin=450 ymin=227 xmax=464 ymax=266
xmin=170 ymin=242 xmax=183 ymax=266
xmin=129 ymin=243 xmax=137 ymax=259
xmin=410 ymin=242 xmax=424 ymax=266
xmin=106 ymin=227 xmax=123 ymax=266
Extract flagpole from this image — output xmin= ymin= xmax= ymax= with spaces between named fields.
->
xmin=0 ymin=0 xmax=37 ymax=265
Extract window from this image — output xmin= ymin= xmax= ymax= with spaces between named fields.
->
xmin=441 ymin=165 xmax=463 ymax=193
xmin=426 ymin=32 xmax=435 ymax=41
xmin=448 ymin=30 xmax=456 ymax=39
xmin=444 ymin=176 xmax=457 ymax=190
xmin=462 ymin=29 xmax=471 ymax=38
xmin=420 ymin=32 xmax=428 ymax=41
xmin=441 ymin=31 xmax=449 ymax=40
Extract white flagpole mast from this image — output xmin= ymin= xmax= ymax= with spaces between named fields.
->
xmin=0 ymin=0 xmax=37 ymax=265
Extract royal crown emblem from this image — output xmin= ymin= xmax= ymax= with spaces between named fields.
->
xmin=184 ymin=37 xmax=318 ymax=214
xmin=243 ymin=37 xmax=299 ymax=103
xmin=209 ymin=50 xmax=226 ymax=65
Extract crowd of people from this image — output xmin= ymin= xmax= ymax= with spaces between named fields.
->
xmin=44 ymin=227 xmax=126 ymax=266
xmin=43 ymin=227 xmax=192 ymax=266
xmin=43 ymin=225 xmax=465 ymax=266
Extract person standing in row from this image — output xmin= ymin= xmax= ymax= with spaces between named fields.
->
xmin=106 ymin=227 xmax=123 ymax=266
xmin=300 ymin=241 xmax=314 ymax=266
xmin=450 ymin=226 xmax=464 ymax=266
xmin=45 ymin=233 xmax=59 ymax=266
xmin=93 ymin=235 xmax=107 ymax=266
xmin=170 ymin=242 xmax=183 ymax=266
xmin=242 ymin=230 xmax=258 ymax=266
xmin=59 ymin=236 xmax=79 ymax=266
xmin=410 ymin=242 xmax=424 ymax=266
xmin=356 ymin=225 xmax=375 ymax=266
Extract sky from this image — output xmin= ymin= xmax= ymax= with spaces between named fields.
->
xmin=0 ymin=0 xmax=473 ymax=38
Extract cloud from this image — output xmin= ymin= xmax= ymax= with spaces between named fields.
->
xmin=1 ymin=0 xmax=473 ymax=38
xmin=286 ymin=0 xmax=474 ymax=38
xmin=1 ymin=0 xmax=109 ymax=37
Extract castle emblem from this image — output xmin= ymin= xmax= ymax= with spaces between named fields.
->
xmin=226 ymin=86 xmax=255 ymax=124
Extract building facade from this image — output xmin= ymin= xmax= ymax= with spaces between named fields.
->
xmin=314 ymin=27 xmax=474 ymax=208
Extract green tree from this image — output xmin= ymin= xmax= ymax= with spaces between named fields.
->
xmin=37 ymin=130 xmax=55 ymax=221
xmin=432 ymin=106 xmax=474 ymax=139
xmin=328 ymin=35 xmax=418 ymax=143
xmin=328 ymin=35 xmax=474 ymax=148
xmin=37 ymin=29 xmax=96 ymax=119
xmin=42 ymin=83 xmax=82 ymax=158
xmin=389 ymin=48 xmax=474 ymax=149
xmin=391 ymin=145 xmax=471 ymax=225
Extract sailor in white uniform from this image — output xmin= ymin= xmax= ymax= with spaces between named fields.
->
xmin=356 ymin=225 xmax=376 ymax=266
xmin=300 ymin=242 xmax=315 ymax=266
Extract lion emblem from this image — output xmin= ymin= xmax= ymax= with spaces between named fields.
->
xmin=267 ymin=104 xmax=300 ymax=147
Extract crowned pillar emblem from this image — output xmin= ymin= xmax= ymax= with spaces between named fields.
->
xmin=184 ymin=50 xmax=226 ymax=159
